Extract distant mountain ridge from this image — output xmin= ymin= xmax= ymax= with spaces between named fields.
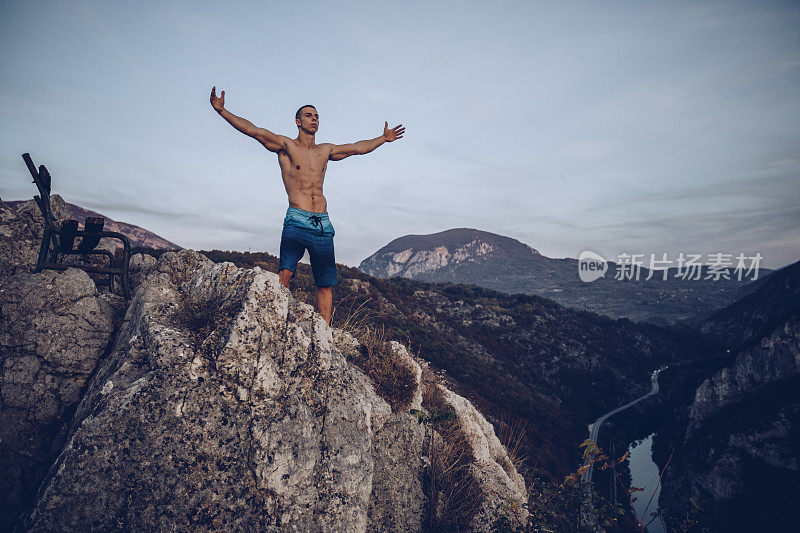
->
xmin=6 ymin=199 xmax=180 ymax=251
xmin=359 ymin=228 xmax=764 ymax=325
xmin=360 ymin=228 xmax=540 ymax=278
xmin=697 ymin=260 xmax=800 ymax=350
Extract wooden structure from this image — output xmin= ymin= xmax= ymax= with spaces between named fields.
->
xmin=22 ymin=153 xmax=132 ymax=299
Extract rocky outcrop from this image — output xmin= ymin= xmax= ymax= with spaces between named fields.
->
xmin=0 ymin=197 xmax=126 ymax=528
xmin=372 ymin=241 xmax=497 ymax=278
xmin=16 ymin=250 xmax=526 ymax=531
xmin=0 ymin=268 xmax=124 ymax=529
xmin=1 ymin=197 xmax=526 ymax=531
xmin=688 ymin=315 xmax=800 ymax=434
xmin=658 ymin=261 xmax=800 ymax=531
xmin=0 ymin=195 xmax=72 ymax=280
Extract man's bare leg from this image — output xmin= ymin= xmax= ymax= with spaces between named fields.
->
xmin=279 ymin=269 xmax=292 ymax=289
xmin=316 ymin=286 xmax=332 ymax=325
xmin=279 ymin=269 xmax=331 ymax=325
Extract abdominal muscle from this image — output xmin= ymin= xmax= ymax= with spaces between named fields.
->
xmin=277 ymin=143 xmax=330 ymax=213
xmin=283 ymin=175 xmax=328 ymax=213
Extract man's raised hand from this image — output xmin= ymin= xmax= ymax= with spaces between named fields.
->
xmin=210 ymin=86 xmax=225 ymax=113
xmin=383 ymin=121 xmax=405 ymax=142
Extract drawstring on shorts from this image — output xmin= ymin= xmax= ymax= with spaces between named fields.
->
xmin=307 ymin=214 xmax=324 ymax=235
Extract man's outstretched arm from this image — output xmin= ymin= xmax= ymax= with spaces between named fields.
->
xmin=210 ymin=86 xmax=287 ymax=153
xmin=329 ymin=122 xmax=405 ymax=161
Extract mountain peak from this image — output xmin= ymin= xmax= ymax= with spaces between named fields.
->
xmin=359 ymin=228 xmax=539 ymax=278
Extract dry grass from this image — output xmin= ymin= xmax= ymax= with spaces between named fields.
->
xmin=337 ymin=293 xmax=488 ymax=527
xmin=421 ymin=367 xmax=484 ymax=531
xmin=495 ymin=415 xmax=531 ymax=479
xmin=427 ymin=429 xmax=483 ymax=531
xmin=333 ymin=295 xmax=417 ymax=412
xmin=173 ymin=288 xmax=243 ymax=366
xmin=345 ymin=324 xmax=417 ymax=412
xmin=331 ymin=293 xmax=376 ymax=339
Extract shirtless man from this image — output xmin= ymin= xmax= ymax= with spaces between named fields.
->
xmin=210 ymin=86 xmax=405 ymax=324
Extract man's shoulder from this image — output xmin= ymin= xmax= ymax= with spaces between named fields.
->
xmin=317 ymin=143 xmax=335 ymax=155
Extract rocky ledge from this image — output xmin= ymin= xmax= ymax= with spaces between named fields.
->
xmin=2 ymin=196 xmax=526 ymax=532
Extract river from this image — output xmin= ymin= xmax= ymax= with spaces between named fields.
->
xmin=581 ymin=367 xmax=664 ymax=483
xmin=628 ymin=434 xmax=666 ymax=533
xmin=581 ymin=367 xmax=668 ymax=530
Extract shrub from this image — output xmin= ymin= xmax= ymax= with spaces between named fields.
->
xmin=344 ymin=324 xmax=417 ymax=412
xmin=332 ymin=294 xmax=418 ymax=411
xmin=520 ymin=439 xmax=681 ymax=532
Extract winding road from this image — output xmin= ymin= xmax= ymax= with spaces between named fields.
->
xmin=581 ymin=367 xmax=665 ymax=484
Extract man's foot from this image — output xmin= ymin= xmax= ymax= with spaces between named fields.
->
xmin=278 ymin=269 xmax=293 ymax=289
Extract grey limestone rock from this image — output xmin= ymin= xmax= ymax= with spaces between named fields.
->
xmin=0 ymin=266 xmax=123 ymax=529
xmin=24 ymin=249 xmax=526 ymax=532
xmin=0 ymin=196 xmax=70 ymax=279
xmin=443 ymin=387 xmax=528 ymax=531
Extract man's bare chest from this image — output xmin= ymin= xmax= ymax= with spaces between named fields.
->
xmin=279 ymin=144 xmax=329 ymax=174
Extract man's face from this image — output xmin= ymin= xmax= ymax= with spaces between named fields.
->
xmin=296 ymin=107 xmax=319 ymax=133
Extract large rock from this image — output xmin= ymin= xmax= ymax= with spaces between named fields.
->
xmin=443 ymin=387 xmax=528 ymax=526
xmin=1 ymin=195 xmax=126 ymax=527
xmin=0 ymin=195 xmax=72 ymax=279
xmin=0 ymin=267 xmax=123 ymax=529
xmin=24 ymin=250 xmax=527 ymax=531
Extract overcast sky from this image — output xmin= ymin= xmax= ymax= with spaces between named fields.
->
xmin=1 ymin=0 xmax=798 ymax=269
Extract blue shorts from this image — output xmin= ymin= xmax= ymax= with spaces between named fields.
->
xmin=278 ymin=207 xmax=338 ymax=287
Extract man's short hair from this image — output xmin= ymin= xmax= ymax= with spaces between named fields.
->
xmin=295 ymin=105 xmax=317 ymax=121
